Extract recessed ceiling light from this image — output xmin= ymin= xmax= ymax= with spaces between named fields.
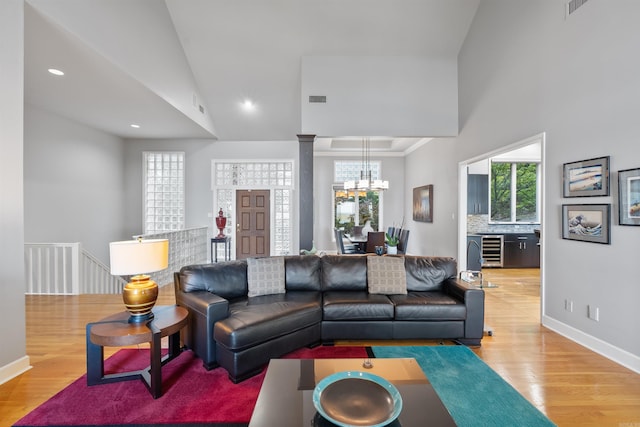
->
xmin=47 ymin=68 xmax=64 ymax=76
xmin=130 ymin=124 xmax=140 ymax=128
xmin=242 ymin=99 xmax=256 ymax=111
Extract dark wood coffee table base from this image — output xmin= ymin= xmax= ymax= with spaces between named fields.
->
xmin=86 ymin=305 xmax=188 ymax=398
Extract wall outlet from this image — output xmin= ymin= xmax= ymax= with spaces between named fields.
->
xmin=564 ymin=299 xmax=573 ymax=312
xmin=587 ymin=305 xmax=600 ymax=321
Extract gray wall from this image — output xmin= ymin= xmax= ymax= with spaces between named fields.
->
xmin=24 ymin=105 xmax=125 ymax=262
xmin=301 ymin=56 xmax=459 ymax=137
xmin=405 ymin=0 xmax=640 ymax=368
xmin=404 ymin=140 xmax=460 ymax=258
xmin=123 ymin=139 xmax=301 ymax=253
xmin=0 ymin=0 xmax=27 ymax=373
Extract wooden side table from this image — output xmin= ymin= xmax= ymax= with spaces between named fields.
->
xmin=86 ymin=305 xmax=189 ymax=398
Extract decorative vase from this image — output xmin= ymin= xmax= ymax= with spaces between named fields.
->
xmin=361 ymin=220 xmax=374 ymax=236
xmin=386 ymin=245 xmax=398 ymax=255
xmin=215 ymin=208 xmax=227 ymax=238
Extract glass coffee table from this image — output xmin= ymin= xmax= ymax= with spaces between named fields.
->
xmin=249 ymin=357 xmax=456 ymax=427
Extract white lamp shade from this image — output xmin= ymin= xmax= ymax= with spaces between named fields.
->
xmin=109 ymin=238 xmax=169 ymax=276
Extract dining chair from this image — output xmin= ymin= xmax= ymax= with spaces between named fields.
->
xmin=386 ymin=226 xmax=396 ymax=239
xmin=365 ymin=231 xmax=386 ymax=253
xmin=334 ymin=228 xmax=358 ymax=254
xmin=398 ymin=229 xmax=410 ymax=254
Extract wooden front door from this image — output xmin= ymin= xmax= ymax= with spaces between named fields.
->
xmin=236 ymin=190 xmax=270 ymax=259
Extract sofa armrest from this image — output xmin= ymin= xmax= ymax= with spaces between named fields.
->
xmin=175 ymin=289 xmax=229 ymax=369
xmin=177 ymin=289 xmax=229 ymax=320
xmin=443 ymin=278 xmax=485 ymax=341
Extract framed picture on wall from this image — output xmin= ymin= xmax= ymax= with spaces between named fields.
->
xmin=618 ymin=167 xmax=640 ymax=226
xmin=563 ymin=156 xmax=610 ymax=197
xmin=413 ymin=185 xmax=433 ymax=223
xmin=562 ymin=204 xmax=611 ymax=244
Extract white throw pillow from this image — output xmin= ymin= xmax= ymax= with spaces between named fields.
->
xmin=247 ymin=257 xmax=286 ymax=297
xmin=367 ymin=256 xmax=407 ymax=295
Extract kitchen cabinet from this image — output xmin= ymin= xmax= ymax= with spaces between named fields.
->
xmin=503 ymin=233 xmax=539 ymax=268
xmin=467 ymin=174 xmax=488 ymax=214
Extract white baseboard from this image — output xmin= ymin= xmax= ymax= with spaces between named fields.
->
xmin=543 ymin=315 xmax=640 ymax=374
xmin=0 ymin=355 xmax=32 ymax=386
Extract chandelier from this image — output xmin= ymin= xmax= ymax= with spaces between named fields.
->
xmin=344 ymin=138 xmax=389 ymax=191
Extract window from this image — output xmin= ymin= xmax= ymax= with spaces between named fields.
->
xmin=490 ymin=161 xmax=539 ymax=223
xmin=333 ymin=161 xmax=383 ymax=235
xmin=143 ymin=152 xmax=185 ymax=234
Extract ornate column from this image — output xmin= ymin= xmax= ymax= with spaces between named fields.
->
xmin=297 ymin=134 xmax=315 ymax=252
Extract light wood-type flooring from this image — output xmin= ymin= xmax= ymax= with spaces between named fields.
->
xmin=1 ymin=268 xmax=639 ymax=426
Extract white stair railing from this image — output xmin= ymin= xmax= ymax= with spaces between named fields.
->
xmin=24 ymin=243 xmax=80 ymax=295
xmin=24 ymin=227 xmax=208 ymax=295
xmin=24 ymin=243 xmax=126 ymax=295
xmin=81 ymin=248 xmax=126 ymax=294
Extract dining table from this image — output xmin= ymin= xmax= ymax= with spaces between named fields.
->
xmin=345 ymin=234 xmax=368 ymax=253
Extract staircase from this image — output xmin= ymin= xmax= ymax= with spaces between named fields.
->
xmin=24 ymin=226 xmax=208 ymax=295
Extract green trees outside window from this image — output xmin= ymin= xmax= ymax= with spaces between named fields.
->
xmin=491 ymin=162 xmax=539 ymax=223
xmin=334 ymin=189 xmax=380 ymax=235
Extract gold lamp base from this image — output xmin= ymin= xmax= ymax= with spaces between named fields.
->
xmin=122 ymin=274 xmax=159 ymax=323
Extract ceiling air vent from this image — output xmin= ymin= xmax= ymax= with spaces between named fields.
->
xmin=567 ymin=0 xmax=589 ymax=17
xmin=309 ymin=95 xmax=326 ymax=103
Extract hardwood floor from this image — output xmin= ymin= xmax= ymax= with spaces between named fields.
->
xmin=1 ymin=269 xmax=639 ymax=426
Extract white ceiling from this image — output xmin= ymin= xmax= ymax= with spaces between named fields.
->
xmin=23 ymin=0 xmax=480 ymax=152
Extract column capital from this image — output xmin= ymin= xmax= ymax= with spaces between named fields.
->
xmin=296 ymin=134 xmax=316 ymax=143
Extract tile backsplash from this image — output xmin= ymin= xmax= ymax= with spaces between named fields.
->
xmin=467 ymin=214 xmax=539 ymax=234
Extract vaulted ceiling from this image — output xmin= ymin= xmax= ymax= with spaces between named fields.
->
xmin=24 ymin=0 xmax=480 ymax=152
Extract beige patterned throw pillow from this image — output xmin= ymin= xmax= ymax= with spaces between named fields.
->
xmin=247 ymin=257 xmax=286 ymax=297
xmin=367 ymin=256 xmax=407 ymax=295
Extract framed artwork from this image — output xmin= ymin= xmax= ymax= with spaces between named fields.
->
xmin=618 ymin=167 xmax=640 ymax=226
xmin=562 ymin=204 xmax=611 ymax=244
xmin=413 ymin=185 xmax=433 ymax=223
xmin=563 ymin=156 xmax=610 ymax=197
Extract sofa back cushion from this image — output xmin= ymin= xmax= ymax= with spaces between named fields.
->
xmin=247 ymin=257 xmax=286 ymax=297
xmin=404 ymin=256 xmax=457 ymax=292
xmin=321 ymin=255 xmax=367 ymax=291
xmin=178 ymin=260 xmax=248 ymax=299
xmin=367 ymin=255 xmax=407 ymax=295
xmin=284 ymin=255 xmax=322 ymax=291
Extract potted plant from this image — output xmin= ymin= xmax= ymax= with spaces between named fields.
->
xmin=385 ymin=233 xmax=399 ymax=255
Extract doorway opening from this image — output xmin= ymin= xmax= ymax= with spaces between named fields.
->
xmin=457 ymin=132 xmax=546 ymax=319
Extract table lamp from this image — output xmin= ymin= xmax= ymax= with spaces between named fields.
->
xmin=109 ymin=237 xmax=169 ymax=323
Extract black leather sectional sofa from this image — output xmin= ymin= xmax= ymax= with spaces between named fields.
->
xmin=174 ymin=254 xmax=484 ymax=382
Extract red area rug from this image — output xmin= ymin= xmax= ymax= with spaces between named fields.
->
xmin=14 ymin=345 xmax=368 ymax=427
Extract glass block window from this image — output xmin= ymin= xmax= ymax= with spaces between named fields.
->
xmin=334 ymin=160 xmax=381 ymax=182
xmin=213 ymin=161 xmax=294 ymax=257
xmin=215 ymin=162 xmax=293 ymax=187
xmin=143 ymin=152 xmax=185 ymax=234
xmin=274 ymin=189 xmax=292 ymax=255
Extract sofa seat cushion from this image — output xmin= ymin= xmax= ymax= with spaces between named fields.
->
xmin=323 ymin=291 xmax=394 ymax=320
xmin=390 ymin=292 xmax=466 ymax=321
xmin=214 ymin=291 xmax=322 ymax=351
